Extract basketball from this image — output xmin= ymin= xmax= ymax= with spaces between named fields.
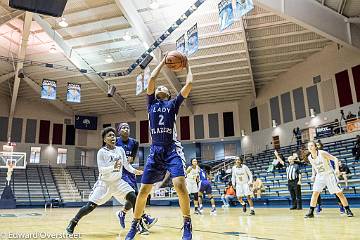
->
xmin=165 ymin=51 xmax=188 ymax=72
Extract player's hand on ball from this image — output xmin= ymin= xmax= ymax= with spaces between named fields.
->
xmin=135 ymin=169 xmax=143 ymax=175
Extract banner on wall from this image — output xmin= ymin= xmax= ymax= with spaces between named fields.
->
xmin=315 ymin=126 xmax=334 ymax=138
xmin=218 ymin=0 xmax=234 ymax=31
xmin=143 ymin=66 xmax=150 ymax=91
xmin=136 ymin=74 xmax=143 ymax=96
xmin=41 ymin=79 xmax=56 ymax=100
xmin=75 ymin=115 xmax=98 ymax=130
xmin=347 ymin=119 xmax=360 ymax=133
xmin=234 ymin=0 xmax=254 ymax=19
xmin=187 ymin=23 xmax=199 ymax=56
xmin=176 ymin=34 xmax=186 ymax=55
xmin=66 ymin=83 xmax=81 ymax=103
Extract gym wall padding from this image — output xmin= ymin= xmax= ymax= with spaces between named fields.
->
xmin=281 ymin=92 xmax=293 ymax=123
xmin=270 ymin=96 xmax=281 ymax=125
xmin=52 ymin=123 xmax=63 ymax=145
xmin=352 ymin=65 xmax=360 ymax=102
xmin=39 ymin=120 xmax=50 ymax=144
xmin=25 ymin=119 xmax=37 ymax=143
xmin=208 ymin=113 xmax=219 ymax=138
xmin=10 ymin=118 xmax=23 ymax=143
xmin=306 ymin=85 xmax=321 ymax=115
xmin=250 ymin=107 xmax=259 ymax=132
xmin=223 ymin=112 xmax=235 ymax=137
xmin=180 ymin=116 xmax=190 ymax=140
xmin=292 ymin=87 xmax=306 ymax=120
xmin=320 ymin=79 xmax=336 ymax=112
xmin=335 ymin=70 xmax=353 ymax=107
xmin=140 ymin=120 xmax=149 ymax=144
xmin=194 ymin=115 xmax=204 ymax=139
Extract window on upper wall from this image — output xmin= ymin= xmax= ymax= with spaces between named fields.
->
xmin=57 ymin=148 xmax=67 ymax=164
xmin=29 ymin=147 xmax=41 ymax=164
xmin=80 ymin=151 xmax=87 ymax=166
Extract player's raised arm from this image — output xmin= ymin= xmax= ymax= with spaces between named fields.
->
xmin=245 ymin=165 xmax=253 ymax=184
xmin=180 ymin=63 xmax=193 ymax=98
xmin=147 ymin=56 xmax=166 ymax=95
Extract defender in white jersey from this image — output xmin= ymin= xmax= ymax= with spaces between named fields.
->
xmin=186 ymin=159 xmax=201 ymax=214
xmin=66 ymin=127 xmax=146 ymax=234
xmin=305 ymin=141 xmax=354 ymax=218
xmin=232 ymin=157 xmax=255 ymax=215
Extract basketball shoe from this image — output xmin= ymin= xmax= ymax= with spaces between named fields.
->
xmin=116 ymin=210 xmax=126 ymax=229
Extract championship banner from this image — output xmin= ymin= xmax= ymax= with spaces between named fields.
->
xmin=347 ymin=119 xmax=360 ymax=133
xmin=218 ymin=0 xmax=234 ymax=31
xmin=187 ymin=24 xmax=199 ymax=56
xmin=67 ymin=83 xmax=81 ymax=103
xmin=315 ymin=126 xmax=334 ymax=138
xmin=176 ymin=34 xmax=186 ymax=54
xmin=41 ymin=79 xmax=56 ymax=100
xmin=136 ymin=74 xmax=143 ymax=96
xmin=234 ymin=0 xmax=254 ymax=19
xmin=143 ymin=66 xmax=150 ymax=91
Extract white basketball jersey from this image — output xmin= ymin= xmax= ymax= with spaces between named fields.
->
xmin=232 ymin=165 xmax=252 ymax=185
xmin=308 ymin=150 xmax=333 ymax=174
xmin=97 ymin=146 xmax=134 ymax=182
xmin=187 ymin=166 xmax=200 ymax=182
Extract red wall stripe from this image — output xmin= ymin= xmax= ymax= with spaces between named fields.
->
xmin=180 ymin=116 xmax=190 ymax=140
xmin=335 ymin=70 xmax=353 ymax=107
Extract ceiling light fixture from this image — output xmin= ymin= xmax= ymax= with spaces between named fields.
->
xmin=123 ymin=32 xmax=131 ymax=41
xmin=272 ymin=120 xmax=277 ymax=128
xmin=105 ymin=55 xmax=114 ymax=63
xmin=58 ymin=17 xmax=68 ymax=28
xmin=49 ymin=45 xmax=57 ymax=53
xmin=149 ymin=0 xmax=160 ymax=9
xmin=310 ymin=108 xmax=316 ymax=118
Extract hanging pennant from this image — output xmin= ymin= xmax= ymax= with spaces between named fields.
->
xmin=187 ymin=24 xmax=199 ymax=56
xmin=136 ymin=74 xmax=143 ymax=96
xmin=41 ymin=79 xmax=57 ymax=100
xmin=143 ymin=66 xmax=151 ymax=91
xmin=218 ymin=0 xmax=234 ymax=31
xmin=176 ymin=34 xmax=187 ymax=55
xmin=67 ymin=83 xmax=81 ymax=103
xmin=234 ymin=0 xmax=254 ymax=19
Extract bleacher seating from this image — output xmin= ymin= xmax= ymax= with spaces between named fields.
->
xmin=209 ymin=136 xmax=360 ymax=205
xmin=1 ymin=136 xmax=359 ymax=207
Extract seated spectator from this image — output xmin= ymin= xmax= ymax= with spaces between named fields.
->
xmin=251 ymin=176 xmax=264 ymax=198
xmin=223 ymin=165 xmax=232 ymax=183
xmin=338 ymin=161 xmax=351 ymax=189
xmin=346 ymin=111 xmax=356 ymax=123
xmin=333 ymin=118 xmax=341 ymax=135
xmin=214 ymin=169 xmax=222 ymax=182
xmin=267 ymin=150 xmax=285 ymax=172
xmin=352 ymin=135 xmax=360 ymax=163
xmin=358 ymin=106 xmax=360 ymax=118
xmin=221 ymin=182 xmax=237 ymax=207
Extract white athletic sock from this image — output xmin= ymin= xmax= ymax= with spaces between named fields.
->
xmin=250 ymin=207 xmax=254 ymax=210
xmin=212 ymin=205 xmax=215 ymax=209
xmin=200 ymin=204 xmax=203 ymax=208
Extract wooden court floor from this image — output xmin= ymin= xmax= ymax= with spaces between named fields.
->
xmin=0 ymin=206 xmax=359 ymax=240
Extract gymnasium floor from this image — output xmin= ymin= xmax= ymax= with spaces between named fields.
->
xmin=0 ymin=206 xmax=359 ymax=240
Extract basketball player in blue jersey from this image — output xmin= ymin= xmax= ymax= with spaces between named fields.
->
xmin=198 ymin=167 xmax=217 ymax=215
xmin=115 ymin=123 xmax=157 ymax=229
xmin=126 ymin=56 xmax=193 ymax=240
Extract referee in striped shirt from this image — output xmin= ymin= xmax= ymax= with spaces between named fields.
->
xmin=286 ymin=156 xmax=302 ymax=210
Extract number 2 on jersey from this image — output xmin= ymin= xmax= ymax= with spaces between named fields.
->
xmin=159 ymin=114 xmax=164 ymax=125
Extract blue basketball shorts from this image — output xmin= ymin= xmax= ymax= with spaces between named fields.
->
xmin=141 ymin=143 xmax=186 ymax=184
xmin=199 ymin=180 xmax=212 ymax=195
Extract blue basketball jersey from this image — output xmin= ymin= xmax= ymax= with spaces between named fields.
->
xmin=199 ymin=168 xmax=207 ymax=181
xmin=147 ymin=93 xmax=184 ymax=145
xmin=116 ymin=137 xmax=139 ymax=191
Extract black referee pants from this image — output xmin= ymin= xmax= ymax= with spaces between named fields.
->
xmin=288 ymin=179 xmax=302 ymax=209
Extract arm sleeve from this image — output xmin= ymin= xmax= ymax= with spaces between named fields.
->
xmin=121 ymin=148 xmax=136 ymax=174
xmin=147 ymin=93 xmax=155 ymax=112
xmin=173 ymin=93 xmax=185 ymax=115
xmin=97 ymin=150 xmax=115 ymax=174
xmin=246 ymin=166 xmax=253 ymax=183
xmin=131 ymin=140 xmax=139 ymax=158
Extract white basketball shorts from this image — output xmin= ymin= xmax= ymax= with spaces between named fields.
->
xmin=89 ymin=179 xmax=134 ymax=205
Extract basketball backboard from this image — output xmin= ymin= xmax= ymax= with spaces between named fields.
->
xmin=0 ymin=152 xmax=27 ymax=169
